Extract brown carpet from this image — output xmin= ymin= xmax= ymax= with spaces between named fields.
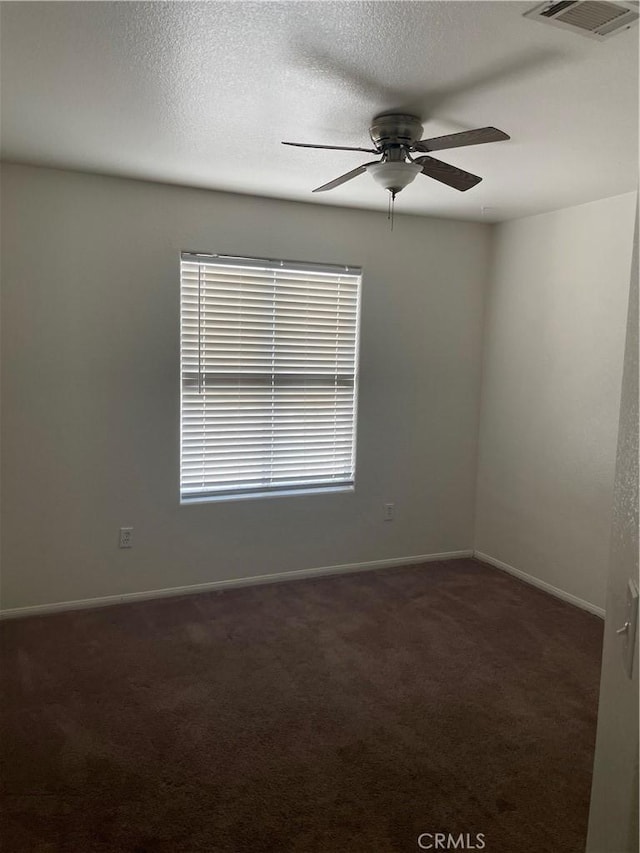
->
xmin=1 ymin=558 xmax=602 ymax=853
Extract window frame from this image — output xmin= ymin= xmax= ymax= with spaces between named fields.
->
xmin=179 ymin=251 xmax=362 ymax=504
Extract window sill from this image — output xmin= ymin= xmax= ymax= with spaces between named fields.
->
xmin=180 ymin=485 xmax=355 ymax=506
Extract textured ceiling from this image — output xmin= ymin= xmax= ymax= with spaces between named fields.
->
xmin=1 ymin=1 xmax=637 ymax=222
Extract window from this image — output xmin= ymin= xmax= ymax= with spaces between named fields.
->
xmin=179 ymin=252 xmax=362 ymax=501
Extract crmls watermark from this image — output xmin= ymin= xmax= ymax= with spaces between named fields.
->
xmin=417 ymin=832 xmax=486 ymax=850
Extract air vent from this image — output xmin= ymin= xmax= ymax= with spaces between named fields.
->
xmin=524 ymin=0 xmax=639 ymax=38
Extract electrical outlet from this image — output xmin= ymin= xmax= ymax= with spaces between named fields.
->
xmin=383 ymin=503 xmax=395 ymax=521
xmin=119 ymin=527 xmax=133 ymax=549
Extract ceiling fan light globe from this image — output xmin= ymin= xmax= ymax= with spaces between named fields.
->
xmin=366 ymin=161 xmax=422 ymax=194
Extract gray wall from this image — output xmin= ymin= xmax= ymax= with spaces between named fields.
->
xmin=2 ymin=165 xmax=636 ymax=615
xmin=1 ymin=164 xmax=490 ymax=610
xmin=474 ymin=193 xmax=637 ymax=610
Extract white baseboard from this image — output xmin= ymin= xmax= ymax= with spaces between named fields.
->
xmin=0 ymin=549 xmax=473 ymax=621
xmin=474 ymin=551 xmax=605 ymax=619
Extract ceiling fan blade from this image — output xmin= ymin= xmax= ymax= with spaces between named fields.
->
xmin=282 ymin=141 xmax=378 ymax=153
xmin=312 ymin=162 xmax=378 ymax=193
xmin=414 ymin=156 xmax=482 ymax=192
xmin=413 ymin=127 xmax=510 ymax=153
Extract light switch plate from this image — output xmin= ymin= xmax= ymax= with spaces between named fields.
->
xmin=622 ymin=579 xmax=638 ymax=679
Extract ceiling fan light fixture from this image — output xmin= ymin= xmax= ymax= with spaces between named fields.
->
xmin=366 ymin=161 xmax=422 ymax=194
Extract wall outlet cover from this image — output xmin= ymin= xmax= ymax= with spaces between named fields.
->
xmin=119 ymin=527 xmax=133 ymax=549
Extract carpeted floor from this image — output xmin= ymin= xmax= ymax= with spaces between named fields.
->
xmin=1 ymin=558 xmax=603 ymax=853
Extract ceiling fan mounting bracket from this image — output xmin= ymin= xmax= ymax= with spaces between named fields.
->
xmin=369 ymin=114 xmax=423 ymax=150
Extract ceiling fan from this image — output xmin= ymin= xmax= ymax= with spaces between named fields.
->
xmin=283 ymin=114 xmax=510 ymax=199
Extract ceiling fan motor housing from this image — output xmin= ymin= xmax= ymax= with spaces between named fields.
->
xmin=369 ymin=114 xmax=424 ymax=150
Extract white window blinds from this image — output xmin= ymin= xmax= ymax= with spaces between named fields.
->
xmin=180 ymin=253 xmax=362 ymax=501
